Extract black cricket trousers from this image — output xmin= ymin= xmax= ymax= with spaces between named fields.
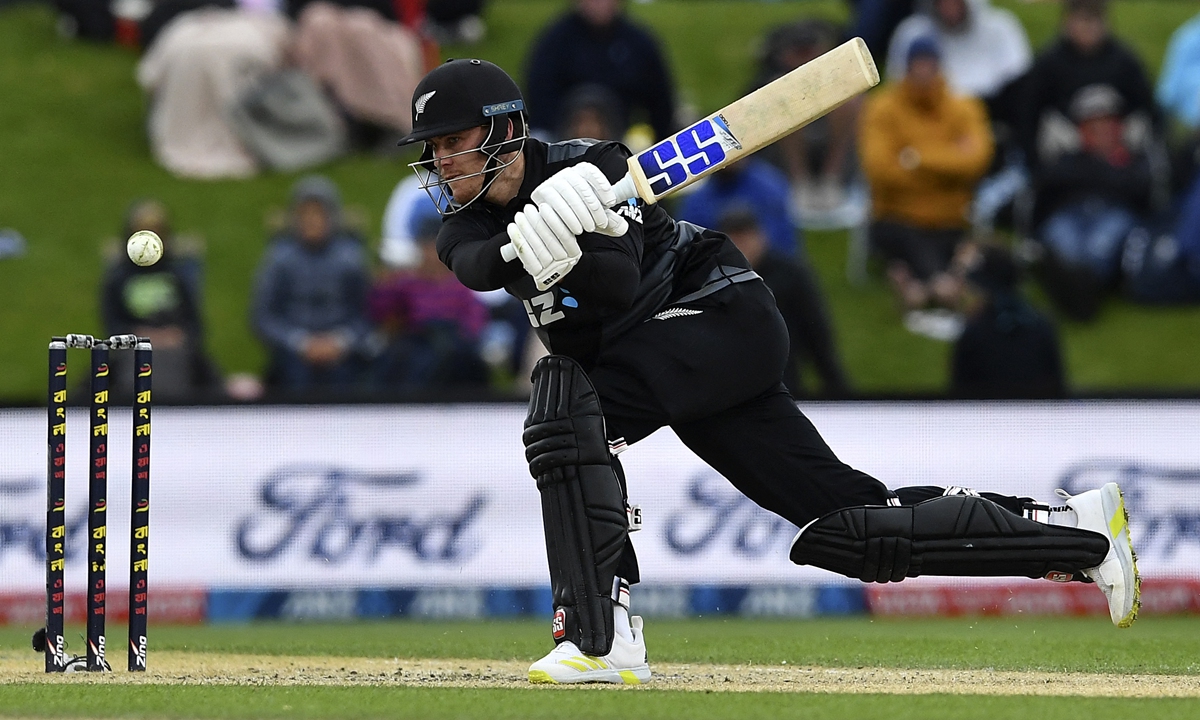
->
xmin=584 ymin=278 xmax=1026 ymax=579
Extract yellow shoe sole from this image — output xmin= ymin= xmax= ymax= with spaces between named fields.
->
xmin=1114 ymin=487 xmax=1141 ymax=629
xmin=528 ymin=670 xmax=558 ymax=684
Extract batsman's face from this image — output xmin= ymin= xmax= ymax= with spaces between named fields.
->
xmin=428 ymin=126 xmax=491 ymax=204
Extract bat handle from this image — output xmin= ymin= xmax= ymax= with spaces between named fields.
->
xmin=500 ymin=171 xmax=639 ymax=263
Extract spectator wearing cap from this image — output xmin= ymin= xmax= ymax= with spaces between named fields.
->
xmin=859 ymin=36 xmax=993 ymax=311
xmin=1035 ymin=84 xmax=1151 ymax=288
xmin=1018 ymin=0 xmax=1158 ymax=320
xmin=524 ymin=0 xmax=677 ymax=142
xmin=367 ymin=216 xmax=490 ymax=391
xmin=885 ymin=0 xmax=1032 ymax=131
xmin=1020 ymin=0 xmax=1158 ymax=179
xmin=252 ymin=175 xmax=371 ymax=392
xmin=717 ymin=208 xmax=849 ymax=397
xmin=951 ymin=243 xmax=1065 ymax=398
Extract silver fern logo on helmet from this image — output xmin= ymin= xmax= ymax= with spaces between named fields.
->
xmin=414 ymin=91 xmax=436 ymax=120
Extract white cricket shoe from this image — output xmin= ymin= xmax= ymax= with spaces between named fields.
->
xmin=528 ymin=616 xmax=651 ymax=685
xmin=1058 ymin=483 xmax=1141 ymax=628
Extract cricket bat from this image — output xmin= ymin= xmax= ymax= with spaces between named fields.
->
xmin=501 ymin=37 xmax=879 ymax=262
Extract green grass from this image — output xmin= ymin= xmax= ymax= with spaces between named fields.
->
xmin=2 ymin=1 xmax=1200 ymax=401
xmin=3 ymin=616 xmax=1199 ymax=674
xmin=3 ymin=685 xmax=1199 ymax=720
xmin=3 ymin=617 xmax=1200 ymax=718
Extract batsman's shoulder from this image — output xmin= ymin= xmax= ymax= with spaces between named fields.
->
xmin=580 ymin=140 xmax=634 ymax=184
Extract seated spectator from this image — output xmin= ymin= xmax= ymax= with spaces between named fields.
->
xmin=1034 ymin=85 xmax=1151 ymax=291
xmin=101 ymin=200 xmax=223 ymax=402
xmin=885 ymin=0 xmax=1031 ymax=132
xmin=859 ymin=37 xmax=993 ymax=312
xmin=252 ymin=176 xmax=370 ymax=392
xmin=1019 ymin=0 xmax=1158 ymax=319
xmin=678 ymin=160 xmax=801 ymax=258
xmin=524 ymin=0 xmax=676 ymax=142
xmin=379 ymin=174 xmax=530 ymax=381
xmin=951 ymin=243 xmax=1065 ymax=398
xmin=717 ymin=208 xmax=849 ymax=397
xmin=753 ymin=20 xmax=861 ymax=215
xmin=368 ymin=217 xmax=490 ymax=391
xmin=137 ymin=7 xmax=290 ymax=178
xmin=291 ymin=1 xmax=425 ymax=147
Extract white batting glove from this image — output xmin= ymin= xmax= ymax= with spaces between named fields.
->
xmin=508 ymin=204 xmax=582 ymax=290
xmin=532 ymin=163 xmax=629 ymax=239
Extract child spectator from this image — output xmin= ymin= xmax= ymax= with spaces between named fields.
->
xmin=368 ymin=217 xmax=490 ymax=391
xmin=951 ymin=244 xmax=1065 ymax=398
xmin=252 ymin=176 xmax=370 ymax=392
xmin=524 ymin=0 xmax=677 ymax=142
xmin=717 ymin=208 xmax=849 ymax=398
xmin=101 ymin=200 xmax=222 ymax=402
xmin=859 ymin=36 xmax=993 ymax=312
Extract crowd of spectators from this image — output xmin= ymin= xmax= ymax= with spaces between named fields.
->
xmin=76 ymin=0 xmax=1200 ymax=401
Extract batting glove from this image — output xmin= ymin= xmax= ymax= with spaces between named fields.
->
xmin=532 ymin=163 xmax=629 ymax=239
xmin=508 ymin=203 xmax=582 ymax=290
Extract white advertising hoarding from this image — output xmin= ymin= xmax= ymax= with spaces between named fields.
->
xmin=2 ymin=401 xmax=1198 ymax=596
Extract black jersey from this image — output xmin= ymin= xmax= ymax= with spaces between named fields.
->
xmin=437 ymin=138 xmax=753 ymax=366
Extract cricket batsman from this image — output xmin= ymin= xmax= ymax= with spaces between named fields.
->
xmin=395 ymin=59 xmax=1140 ymax=685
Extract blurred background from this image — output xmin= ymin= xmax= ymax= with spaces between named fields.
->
xmin=1 ymin=0 xmax=1198 ymax=627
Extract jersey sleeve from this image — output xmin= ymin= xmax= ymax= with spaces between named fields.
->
xmin=436 ymin=212 xmax=525 ymax=292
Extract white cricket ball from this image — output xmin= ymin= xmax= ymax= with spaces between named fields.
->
xmin=127 ymin=230 xmax=163 ymax=266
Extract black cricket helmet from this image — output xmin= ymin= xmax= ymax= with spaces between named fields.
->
xmin=400 ymin=59 xmax=528 ymax=215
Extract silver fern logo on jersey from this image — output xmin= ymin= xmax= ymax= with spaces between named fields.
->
xmin=650 ymin=307 xmax=703 ymax=321
xmin=414 ymin=91 xmax=437 ymax=120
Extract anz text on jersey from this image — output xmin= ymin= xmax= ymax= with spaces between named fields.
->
xmin=523 ymin=291 xmax=566 ymax=328
xmin=635 ymin=114 xmax=742 ymax=196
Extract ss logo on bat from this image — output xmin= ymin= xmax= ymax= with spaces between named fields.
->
xmin=636 ymin=114 xmax=741 ymax=195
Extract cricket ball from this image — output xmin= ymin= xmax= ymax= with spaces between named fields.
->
xmin=127 ymin=230 xmax=163 ymax=267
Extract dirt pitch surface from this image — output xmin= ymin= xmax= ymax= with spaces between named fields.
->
xmin=2 ymin=652 xmax=1198 ymax=697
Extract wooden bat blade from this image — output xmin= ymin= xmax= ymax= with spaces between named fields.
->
xmin=500 ymin=38 xmax=878 ymax=264
xmin=626 ymin=37 xmax=879 ymax=203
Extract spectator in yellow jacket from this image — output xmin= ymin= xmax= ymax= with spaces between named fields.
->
xmin=860 ymin=36 xmax=994 ymax=311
